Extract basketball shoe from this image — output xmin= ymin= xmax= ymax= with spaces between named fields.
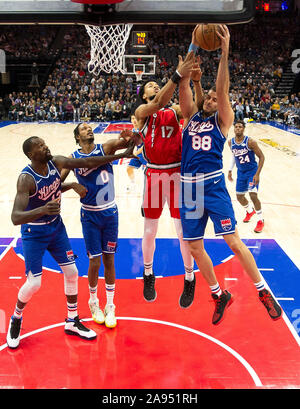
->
xmin=143 ymin=272 xmax=157 ymax=302
xmin=104 ymin=304 xmax=117 ymax=328
xmin=6 ymin=316 xmax=22 ymax=349
xmin=211 ymin=290 xmax=233 ymax=325
xmin=65 ymin=316 xmax=97 ymax=340
xmin=88 ymin=299 xmax=105 ymax=324
xmin=254 ymin=220 xmax=264 ymax=233
xmin=243 ymin=209 xmax=256 ymax=223
xmin=259 ymin=289 xmax=282 ymax=320
xmin=179 ymin=276 xmax=196 ymax=308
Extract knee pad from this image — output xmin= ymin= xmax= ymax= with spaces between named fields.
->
xmin=18 ymin=271 xmax=42 ymax=304
xmin=61 ymin=263 xmax=78 ymax=296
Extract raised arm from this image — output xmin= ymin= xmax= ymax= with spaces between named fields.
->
xmin=215 ymin=25 xmax=234 ymax=136
xmin=135 ymin=52 xmax=196 ymax=124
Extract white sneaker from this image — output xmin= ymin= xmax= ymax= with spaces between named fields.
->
xmin=104 ymin=304 xmax=117 ymax=328
xmin=65 ymin=316 xmax=97 ymax=340
xmin=88 ymin=299 xmax=105 ymax=324
xmin=6 ymin=316 xmax=22 ymax=349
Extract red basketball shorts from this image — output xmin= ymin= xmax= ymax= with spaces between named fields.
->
xmin=142 ymin=167 xmax=181 ymax=219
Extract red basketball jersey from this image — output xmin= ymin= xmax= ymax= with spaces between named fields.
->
xmin=140 ymin=107 xmax=182 ymax=169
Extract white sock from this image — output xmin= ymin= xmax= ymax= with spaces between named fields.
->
xmin=210 ymin=283 xmax=222 ymax=297
xmin=67 ymin=302 xmax=78 ymax=319
xmin=89 ymin=285 xmax=98 ymax=303
xmin=105 ymin=283 xmax=115 ymax=306
xmin=254 ymin=280 xmax=265 ymax=292
xmin=13 ymin=304 xmax=24 ymax=320
xmin=243 ymin=203 xmax=254 ymax=213
xmin=256 ymin=210 xmax=263 ymax=221
xmin=185 ymin=266 xmax=194 ymax=282
xmin=144 ymin=262 xmax=153 ymax=276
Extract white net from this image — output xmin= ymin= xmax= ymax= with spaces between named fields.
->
xmin=85 ymin=24 xmax=133 ymax=75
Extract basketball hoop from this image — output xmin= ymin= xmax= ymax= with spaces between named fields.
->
xmin=85 ymin=23 xmax=133 ymax=75
xmin=135 ymin=70 xmax=143 ymax=82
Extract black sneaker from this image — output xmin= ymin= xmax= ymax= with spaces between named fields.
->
xmin=143 ymin=272 xmax=157 ymax=302
xmin=65 ymin=316 xmax=97 ymax=340
xmin=179 ymin=276 xmax=196 ymax=308
xmin=211 ymin=290 xmax=233 ymax=325
xmin=259 ymin=289 xmax=282 ymax=320
xmin=7 ymin=316 xmax=22 ymax=349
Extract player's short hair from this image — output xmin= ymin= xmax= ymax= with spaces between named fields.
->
xmin=22 ymin=136 xmax=39 ymax=158
xmin=209 ymin=85 xmax=216 ymax=93
xmin=137 ymin=81 xmax=151 ymax=105
xmin=73 ymin=122 xmax=83 ymax=144
xmin=234 ymin=120 xmax=245 ymax=127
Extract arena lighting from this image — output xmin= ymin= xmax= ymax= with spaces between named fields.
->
xmin=264 ymin=3 xmax=270 ymax=11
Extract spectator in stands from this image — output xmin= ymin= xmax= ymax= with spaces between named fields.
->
xmin=64 ymin=100 xmax=74 ymax=121
xmin=271 ymin=99 xmax=281 ymax=119
xmin=48 ymin=103 xmax=57 ymax=122
xmin=29 ymin=62 xmax=39 ymax=87
xmin=73 ymin=99 xmax=81 ymax=122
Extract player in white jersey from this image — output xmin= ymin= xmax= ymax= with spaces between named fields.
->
xmin=178 ymin=25 xmax=281 ymax=324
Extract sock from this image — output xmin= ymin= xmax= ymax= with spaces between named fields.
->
xmin=243 ymin=203 xmax=254 ymax=213
xmin=89 ymin=285 xmax=98 ymax=303
xmin=144 ymin=262 xmax=153 ymax=276
xmin=67 ymin=302 xmax=78 ymax=319
xmin=105 ymin=283 xmax=115 ymax=306
xmin=254 ymin=280 xmax=265 ymax=292
xmin=13 ymin=304 xmax=24 ymax=320
xmin=210 ymin=283 xmax=222 ymax=297
xmin=185 ymin=266 xmax=194 ymax=282
xmin=256 ymin=210 xmax=263 ymax=221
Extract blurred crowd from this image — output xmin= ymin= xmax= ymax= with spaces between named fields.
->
xmin=0 ymin=14 xmax=299 ymax=127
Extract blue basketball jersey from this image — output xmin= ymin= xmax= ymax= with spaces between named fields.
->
xmin=230 ymin=136 xmax=257 ymax=177
xmin=181 ymin=111 xmax=226 ymax=181
xmin=21 ymin=160 xmax=61 ymax=224
xmin=72 ymin=144 xmax=116 ymax=211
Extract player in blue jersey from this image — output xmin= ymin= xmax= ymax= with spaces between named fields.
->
xmin=228 ymin=120 xmax=265 ymax=233
xmin=6 ymin=135 xmax=135 ymax=349
xmin=61 ymin=122 xmax=135 ymax=329
xmin=178 ymin=25 xmax=281 ymax=325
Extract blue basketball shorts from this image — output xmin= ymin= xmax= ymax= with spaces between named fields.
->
xmin=80 ymin=206 xmax=119 ymax=258
xmin=20 ymin=216 xmax=75 ymax=277
xmin=179 ymin=173 xmax=237 ymax=240
xmin=236 ymin=169 xmax=259 ymax=194
xmin=128 ymin=152 xmax=147 ymax=169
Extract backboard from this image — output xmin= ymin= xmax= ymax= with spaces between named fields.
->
xmin=0 ymin=0 xmax=255 ymax=25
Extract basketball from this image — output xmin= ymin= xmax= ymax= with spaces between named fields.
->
xmin=195 ymin=24 xmax=221 ymax=51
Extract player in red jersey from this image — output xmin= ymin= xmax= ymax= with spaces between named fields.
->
xmin=133 ymin=52 xmax=202 ymax=306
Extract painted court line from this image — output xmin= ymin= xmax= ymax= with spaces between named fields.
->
xmin=0 ymin=317 xmax=263 ymax=387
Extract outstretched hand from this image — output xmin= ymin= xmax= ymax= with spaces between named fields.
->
xmin=123 ymin=139 xmax=138 ymax=159
xmin=216 ymin=24 xmax=230 ymax=55
xmin=119 ymin=129 xmax=142 ymax=146
xmin=191 ymin=55 xmax=202 ymax=82
xmin=177 ymin=51 xmax=196 ymax=78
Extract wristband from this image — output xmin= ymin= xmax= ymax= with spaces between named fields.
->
xmin=132 ymin=128 xmax=140 ymax=133
xmin=171 ymin=70 xmax=182 ymax=85
xmin=188 ymin=43 xmax=199 ymax=53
